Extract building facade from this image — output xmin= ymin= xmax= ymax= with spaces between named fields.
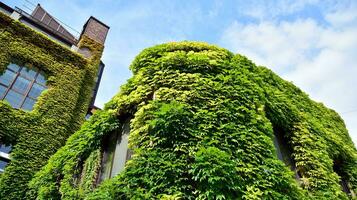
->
xmin=0 ymin=2 xmax=108 ymax=199
xmin=1 ymin=2 xmax=357 ymax=200
xmin=29 ymin=42 xmax=357 ymax=199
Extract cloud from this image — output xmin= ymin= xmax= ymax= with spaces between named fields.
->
xmin=221 ymin=19 xmax=323 ymax=72
xmin=220 ymin=3 xmax=357 ymax=145
xmin=237 ymin=0 xmax=321 ymax=20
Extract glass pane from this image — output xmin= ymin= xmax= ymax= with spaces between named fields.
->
xmin=85 ymin=113 xmax=92 ymax=120
xmin=0 ymin=85 xmax=6 ymax=99
xmin=273 ymin=135 xmax=283 ymax=161
xmin=273 ymin=125 xmax=296 ymax=171
xmin=0 ymin=70 xmax=16 ymax=86
xmin=99 ymin=131 xmax=118 ymax=182
xmin=12 ymin=76 xmax=31 ymax=94
xmin=36 ymin=73 xmax=47 ymax=85
xmin=7 ymin=63 xmax=20 ymax=72
xmin=20 ymin=67 xmax=37 ymax=80
xmin=111 ymin=120 xmax=130 ymax=178
xmin=28 ymin=83 xmax=46 ymax=99
xmin=0 ymin=160 xmax=9 ymax=173
xmin=4 ymin=90 xmax=24 ymax=108
xmin=22 ymin=97 xmax=36 ymax=111
xmin=0 ymin=145 xmax=11 ymax=154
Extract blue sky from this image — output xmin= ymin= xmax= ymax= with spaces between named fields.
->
xmin=4 ymin=0 xmax=357 ymax=145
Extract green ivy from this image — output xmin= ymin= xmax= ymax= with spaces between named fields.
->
xmin=28 ymin=40 xmax=357 ymax=200
xmin=0 ymin=12 xmax=104 ymax=199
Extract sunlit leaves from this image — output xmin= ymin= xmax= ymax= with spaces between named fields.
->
xmin=28 ymin=41 xmax=357 ymax=199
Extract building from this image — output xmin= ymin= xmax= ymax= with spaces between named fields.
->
xmin=1 ymin=2 xmax=357 ymax=200
xmin=0 ymin=2 xmax=109 ymax=199
xmin=29 ymin=41 xmax=357 ymax=199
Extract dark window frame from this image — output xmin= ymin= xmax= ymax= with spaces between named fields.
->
xmin=0 ymin=62 xmax=47 ymax=111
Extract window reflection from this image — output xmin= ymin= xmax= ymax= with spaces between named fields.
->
xmin=20 ymin=66 xmax=37 ymax=79
xmin=111 ymin=121 xmax=131 ymax=176
xmin=36 ymin=73 xmax=47 ymax=85
xmin=0 ymin=144 xmax=11 ymax=173
xmin=0 ymin=70 xmax=16 ymax=86
xmin=29 ymin=83 xmax=46 ymax=99
xmin=272 ymin=125 xmax=301 ymax=180
xmin=13 ymin=76 xmax=31 ymax=94
xmin=22 ymin=97 xmax=36 ymax=111
xmin=333 ymin=160 xmax=355 ymax=197
xmin=4 ymin=90 xmax=24 ymax=108
xmin=98 ymin=119 xmax=132 ymax=183
xmin=0 ymin=63 xmax=47 ymax=111
xmin=0 ymin=85 xmax=6 ymax=99
xmin=7 ymin=63 xmax=20 ymax=72
xmin=0 ymin=160 xmax=8 ymax=173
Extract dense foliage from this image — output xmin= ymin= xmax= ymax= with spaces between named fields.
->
xmin=0 ymin=12 xmax=104 ymax=199
xmin=29 ymin=41 xmax=357 ymax=199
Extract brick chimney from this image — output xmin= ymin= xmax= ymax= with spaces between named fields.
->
xmin=76 ymin=16 xmax=109 ymax=58
xmin=80 ymin=16 xmax=109 ymax=45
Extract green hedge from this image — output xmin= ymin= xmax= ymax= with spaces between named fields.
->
xmin=0 ymin=12 xmax=104 ymax=199
xmin=29 ymin=41 xmax=357 ymax=200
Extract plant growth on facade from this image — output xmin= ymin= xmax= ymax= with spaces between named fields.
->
xmin=29 ymin=41 xmax=357 ymax=199
xmin=0 ymin=12 xmax=104 ymax=200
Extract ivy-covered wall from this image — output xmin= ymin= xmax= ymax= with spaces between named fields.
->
xmin=29 ymin=41 xmax=357 ymax=200
xmin=0 ymin=12 xmax=104 ymax=199
xmin=2 ymin=35 xmax=350 ymax=199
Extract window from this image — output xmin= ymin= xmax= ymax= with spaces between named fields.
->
xmin=0 ymin=63 xmax=47 ymax=111
xmin=97 ymin=119 xmax=132 ymax=183
xmin=0 ymin=144 xmax=11 ymax=173
xmin=272 ymin=125 xmax=301 ymax=179
xmin=333 ymin=160 xmax=355 ymax=197
xmin=85 ymin=113 xmax=92 ymax=120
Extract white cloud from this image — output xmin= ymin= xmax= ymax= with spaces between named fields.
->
xmin=238 ymin=0 xmax=321 ymax=20
xmin=325 ymin=2 xmax=357 ymax=27
xmin=221 ymin=5 xmax=357 ymax=145
xmin=221 ymin=19 xmax=323 ymax=72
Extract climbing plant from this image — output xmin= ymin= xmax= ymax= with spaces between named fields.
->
xmin=29 ymin=41 xmax=357 ymax=200
xmin=0 ymin=12 xmax=104 ymax=199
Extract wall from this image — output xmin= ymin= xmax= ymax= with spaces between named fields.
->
xmin=0 ymin=12 xmax=104 ymax=200
xmin=28 ymin=41 xmax=357 ymax=199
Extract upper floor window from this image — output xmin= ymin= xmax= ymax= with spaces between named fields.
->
xmin=272 ymin=125 xmax=301 ymax=180
xmin=97 ymin=119 xmax=132 ymax=183
xmin=0 ymin=63 xmax=47 ymax=111
xmin=333 ymin=160 xmax=356 ymax=197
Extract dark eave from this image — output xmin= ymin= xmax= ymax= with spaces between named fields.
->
xmin=0 ymin=1 xmax=14 ymax=13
